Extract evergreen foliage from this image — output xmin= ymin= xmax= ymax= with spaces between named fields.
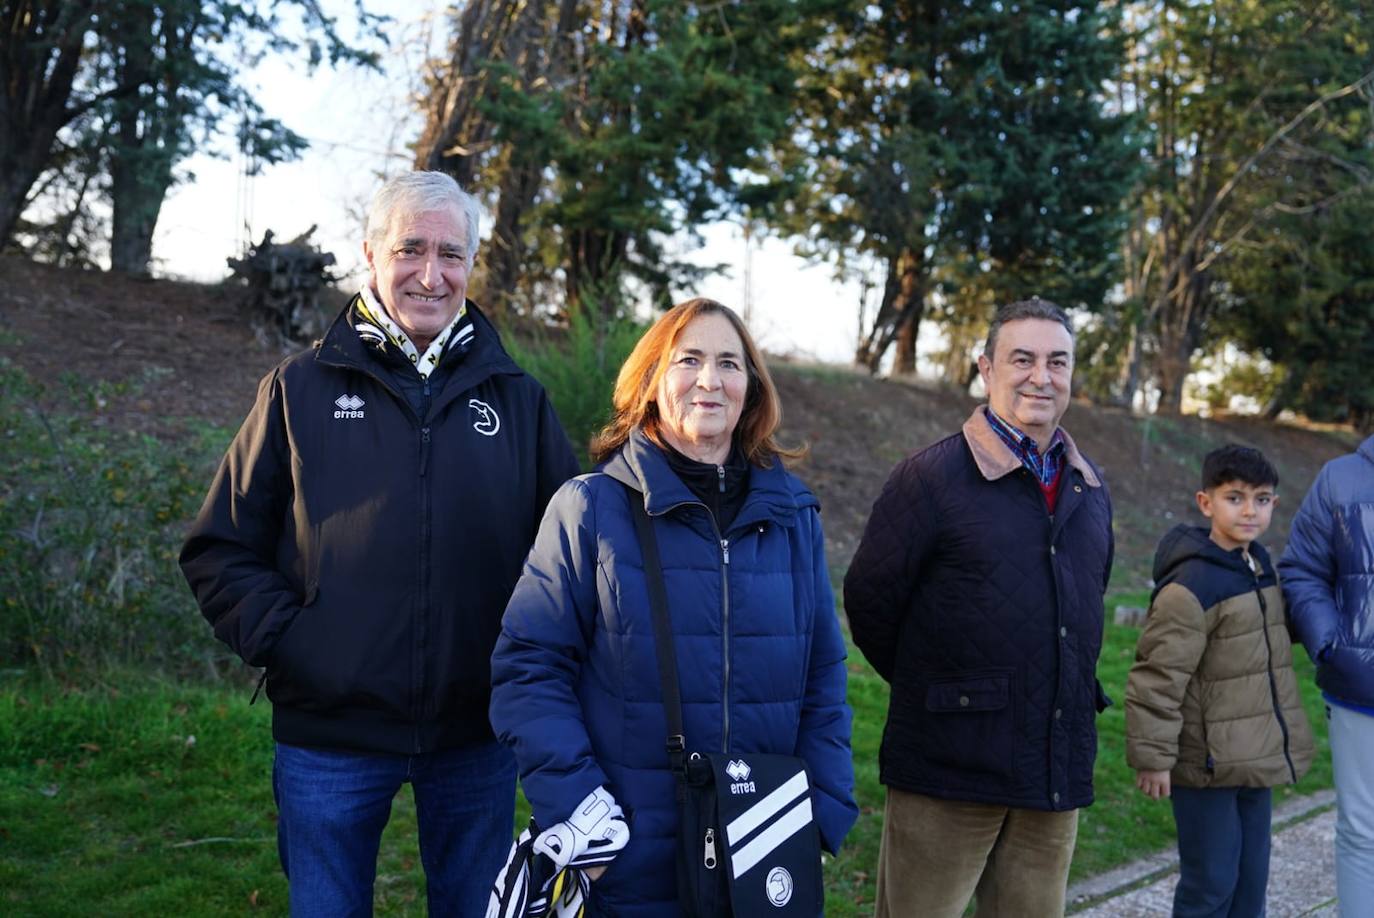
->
xmin=2 ymin=0 xmax=382 ymax=274
xmin=505 ymin=301 xmax=646 ymax=469
xmin=1119 ymin=0 xmax=1374 ymax=414
xmin=417 ymin=0 xmax=832 ymax=318
xmin=757 ymin=0 xmax=1137 ymax=375
xmin=1219 ymin=195 xmax=1374 ymax=432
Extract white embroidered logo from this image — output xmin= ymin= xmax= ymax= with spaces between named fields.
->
xmin=333 ymin=394 xmax=365 ymax=419
xmin=469 ymin=399 xmax=500 ymax=436
xmin=727 ymin=758 xmax=756 ymax=795
xmin=767 ymin=867 xmax=794 ymax=907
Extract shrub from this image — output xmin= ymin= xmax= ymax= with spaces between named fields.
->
xmin=506 ymin=305 xmax=645 ymax=469
xmin=0 ymin=359 xmax=230 ymax=678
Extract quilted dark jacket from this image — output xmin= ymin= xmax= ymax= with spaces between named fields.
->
xmin=490 ymin=428 xmax=857 ymax=917
xmin=844 ymin=408 xmax=1114 ymax=810
xmin=1279 ymin=434 xmax=1374 ymax=707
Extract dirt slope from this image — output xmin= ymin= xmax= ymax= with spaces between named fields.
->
xmin=1 ymin=255 xmax=1358 ymax=594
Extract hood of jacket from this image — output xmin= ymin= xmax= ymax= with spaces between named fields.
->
xmin=1152 ymin=524 xmax=1274 ymax=604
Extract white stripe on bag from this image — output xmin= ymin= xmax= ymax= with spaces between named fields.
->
xmin=730 ymin=797 xmax=814 ymax=879
xmin=725 ymin=769 xmax=809 ymax=845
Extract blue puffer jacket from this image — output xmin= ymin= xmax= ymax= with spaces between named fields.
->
xmin=1279 ymin=434 xmax=1374 ymax=708
xmin=490 ymin=429 xmax=857 ymax=916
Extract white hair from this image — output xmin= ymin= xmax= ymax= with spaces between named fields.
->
xmin=365 ymin=171 xmax=480 ymax=268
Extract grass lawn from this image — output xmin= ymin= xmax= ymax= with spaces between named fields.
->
xmin=822 ymin=588 xmax=1332 ymax=915
xmin=0 ymin=598 xmax=1332 ymax=916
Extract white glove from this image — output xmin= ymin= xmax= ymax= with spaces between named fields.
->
xmin=532 ymin=785 xmax=630 ymax=872
xmin=485 ymin=786 xmax=629 ymax=918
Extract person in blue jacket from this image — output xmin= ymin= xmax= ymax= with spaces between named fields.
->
xmin=1280 ymin=432 xmax=1374 ymax=915
xmin=489 ymin=298 xmax=858 ymax=916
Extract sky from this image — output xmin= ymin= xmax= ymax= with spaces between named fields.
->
xmin=152 ymin=1 xmax=864 ymax=365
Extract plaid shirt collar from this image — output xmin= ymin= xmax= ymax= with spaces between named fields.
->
xmin=984 ymin=407 xmax=1065 ymax=487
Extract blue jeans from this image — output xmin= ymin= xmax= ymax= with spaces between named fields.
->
xmin=1170 ymin=784 xmax=1271 ymax=918
xmin=272 ymin=740 xmax=516 ymax=917
xmin=1329 ymin=703 xmax=1374 ymax=916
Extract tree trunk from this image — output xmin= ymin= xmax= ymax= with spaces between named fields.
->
xmin=1117 ymin=315 xmax=1144 ymax=410
xmin=477 ymin=155 xmax=540 ymax=313
xmin=105 ymin=4 xmax=175 ymax=277
xmin=108 ymin=152 xmax=171 ymax=276
xmin=413 ymin=0 xmax=525 ymax=179
xmin=1153 ymin=272 xmax=1208 ymax=415
xmin=566 ymin=226 xmax=628 ymax=320
xmin=0 ymin=1 xmax=101 ymax=243
xmin=1153 ymin=336 xmax=1191 ymax=416
xmin=856 ymin=246 xmax=925 ymax=374
xmin=0 ymin=164 xmax=44 ymax=246
xmin=893 ymin=312 xmax=918 ymax=376
xmin=1261 ymin=367 xmax=1304 ymax=421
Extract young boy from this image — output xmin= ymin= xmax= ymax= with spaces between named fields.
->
xmin=1126 ymin=444 xmax=1315 ymax=917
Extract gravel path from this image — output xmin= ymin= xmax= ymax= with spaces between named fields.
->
xmin=1070 ymin=791 xmax=1339 ymax=917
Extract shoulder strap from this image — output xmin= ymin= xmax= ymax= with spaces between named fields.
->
xmin=625 ymin=484 xmax=687 ymax=774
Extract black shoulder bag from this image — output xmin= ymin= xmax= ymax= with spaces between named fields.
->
xmin=627 ymin=486 xmax=823 ymax=917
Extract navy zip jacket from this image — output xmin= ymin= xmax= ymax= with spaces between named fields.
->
xmin=180 ymin=298 xmax=578 ymax=754
xmin=845 ymin=407 xmax=1114 ymax=810
xmin=1280 ymin=434 xmax=1374 ymax=709
xmin=490 ymin=429 xmax=857 ymax=917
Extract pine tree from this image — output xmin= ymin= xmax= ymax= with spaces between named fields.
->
xmin=416 ymin=0 xmax=831 ymax=318
xmin=758 ymin=0 xmax=1136 ymax=375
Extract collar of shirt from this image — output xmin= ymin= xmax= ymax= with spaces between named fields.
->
xmin=984 ymin=407 xmax=1066 ymax=487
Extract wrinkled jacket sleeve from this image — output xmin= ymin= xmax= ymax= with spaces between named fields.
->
xmin=843 ymin=456 xmax=937 ymax=682
xmin=794 ymin=509 xmax=858 ymax=854
xmin=179 ymin=368 xmax=303 ymax=667
xmin=1279 ymin=467 xmax=1340 ymax=660
xmin=1124 ymin=584 xmax=1206 ymax=771
xmin=490 ymin=478 xmax=610 ymax=828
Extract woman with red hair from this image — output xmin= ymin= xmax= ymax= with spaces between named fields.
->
xmin=489 ymin=299 xmax=856 ymax=916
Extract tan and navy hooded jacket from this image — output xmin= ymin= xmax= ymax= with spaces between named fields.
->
xmin=1126 ymin=525 xmax=1314 ymax=788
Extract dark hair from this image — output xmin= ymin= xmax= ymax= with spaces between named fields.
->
xmin=1201 ymin=444 xmax=1279 ymax=490
xmin=983 ymin=297 xmax=1074 ymax=360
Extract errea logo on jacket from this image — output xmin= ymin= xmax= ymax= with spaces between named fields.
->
xmin=334 ymin=394 xmax=365 ymax=419
xmin=727 ymin=758 xmax=756 ymax=795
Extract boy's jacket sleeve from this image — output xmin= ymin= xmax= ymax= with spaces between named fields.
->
xmin=1125 ymin=583 xmax=1207 ymax=772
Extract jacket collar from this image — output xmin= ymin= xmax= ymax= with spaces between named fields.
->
xmin=961 ymin=406 xmax=1100 ymax=488
xmin=601 ymin=428 xmax=813 ymax=529
xmin=315 ymin=296 xmax=522 ymax=395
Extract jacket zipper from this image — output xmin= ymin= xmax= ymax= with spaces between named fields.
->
xmin=660 ymin=498 xmax=736 ymax=754
xmin=316 ymin=339 xmax=478 ymax=754
xmin=413 ymin=379 xmax=434 ymax=753
xmin=721 ymin=535 xmax=731 ymax=753
xmin=1253 ymin=563 xmax=1296 ymax=782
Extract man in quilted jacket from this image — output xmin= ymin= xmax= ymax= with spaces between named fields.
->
xmin=1280 ymin=432 xmax=1374 ymax=915
xmin=845 ymin=298 xmax=1114 ymax=918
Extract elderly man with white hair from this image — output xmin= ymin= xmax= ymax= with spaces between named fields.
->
xmin=181 ymin=171 xmax=579 ymax=916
